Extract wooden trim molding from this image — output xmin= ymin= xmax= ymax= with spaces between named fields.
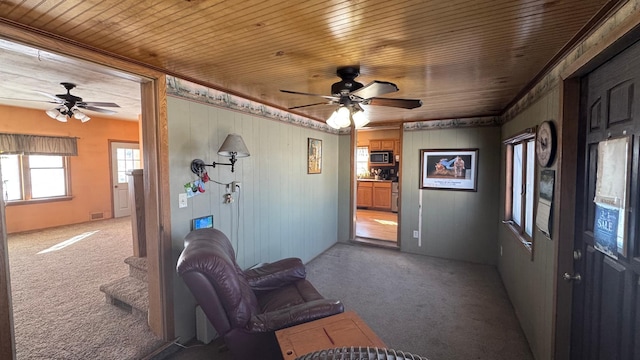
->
xmin=553 ymin=76 xmax=581 ymax=360
xmin=0 ymin=190 xmax=16 ymax=359
xmin=141 ymin=78 xmax=173 ymax=339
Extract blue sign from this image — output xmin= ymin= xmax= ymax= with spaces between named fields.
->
xmin=594 ymin=204 xmax=619 ymax=259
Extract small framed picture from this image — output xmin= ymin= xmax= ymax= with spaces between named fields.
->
xmin=308 ymin=138 xmax=322 ymax=174
xmin=419 ymin=149 xmax=478 ymax=191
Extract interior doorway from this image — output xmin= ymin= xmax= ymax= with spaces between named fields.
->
xmin=0 ymin=36 xmax=157 ymax=358
xmin=354 ymin=128 xmax=400 ymax=247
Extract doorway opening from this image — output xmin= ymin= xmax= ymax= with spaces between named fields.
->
xmin=354 ymin=128 xmax=400 ymax=248
xmin=0 ymin=38 xmax=162 ymax=359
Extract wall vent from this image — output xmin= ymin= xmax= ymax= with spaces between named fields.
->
xmin=90 ymin=212 xmax=104 ymax=220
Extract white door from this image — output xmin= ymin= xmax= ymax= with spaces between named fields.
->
xmin=111 ymin=142 xmax=140 ymax=218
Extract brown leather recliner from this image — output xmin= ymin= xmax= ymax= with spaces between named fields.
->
xmin=176 ymin=228 xmax=344 ymax=360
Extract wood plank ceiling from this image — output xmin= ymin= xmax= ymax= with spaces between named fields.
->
xmin=0 ymin=0 xmax=612 ymax=125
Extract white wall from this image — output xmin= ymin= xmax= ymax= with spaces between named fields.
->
xmin=166 ymin=96 xmax=341 ymax=341
xmin=400 ymin=126 xmax=501 ymax=265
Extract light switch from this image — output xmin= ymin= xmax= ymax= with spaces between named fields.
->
xmin=179 ymin=193 xmax=188 ymax=208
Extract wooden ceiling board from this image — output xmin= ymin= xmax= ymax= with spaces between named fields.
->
xmin=0 ymin=0 xmax=612 ymax=125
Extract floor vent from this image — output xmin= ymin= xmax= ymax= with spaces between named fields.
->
xmin=90 ymin=212 xmax=104 ymax=220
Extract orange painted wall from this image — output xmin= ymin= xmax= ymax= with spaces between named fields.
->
xmin=0 ymin=105 xmax=139 ymax=234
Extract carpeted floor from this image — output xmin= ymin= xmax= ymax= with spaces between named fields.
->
xmin=165 ymin=242 xmax=533 ymax=360
xmin=7 ymin=217 xmax=164 ymax=360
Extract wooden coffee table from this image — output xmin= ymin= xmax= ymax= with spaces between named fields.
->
xmin=275 ymin=311 xmax=386 ymax=360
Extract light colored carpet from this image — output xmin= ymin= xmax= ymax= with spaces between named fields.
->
xmin=7 ymin=217 xmax=164 ymax=360
xmin=305 ymin=243 xmax=533 ymax=360
xmin=164 ymin=242 xmax=533 ymax=360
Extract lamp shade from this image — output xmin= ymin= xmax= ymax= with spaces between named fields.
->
xmin=352 ymin=110 xmax=369 ymax=128
xmin=217 ymin=133 xmax=250 ymax=158
xmin=335 ymin=106 xmax=351 ymax=128
xmin=45 ymin=108 xmax=60 ymax=119
xmin=326 ymin=109 xmax=341 ymax=129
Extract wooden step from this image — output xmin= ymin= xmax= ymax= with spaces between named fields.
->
xmin=99 ymin=276 xmax=148 ymax=318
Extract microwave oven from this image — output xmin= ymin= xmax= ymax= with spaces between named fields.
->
xmin=370 ymin=151 xmax=393 ymax=164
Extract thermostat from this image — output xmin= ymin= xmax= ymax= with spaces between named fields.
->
xmin=192 ymin=215 xmax=214 ymax=230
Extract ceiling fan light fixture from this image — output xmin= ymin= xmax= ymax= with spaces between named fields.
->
xmin=335 ymin=106 xmax=351 ymax=128
xmin=55 ymin=113 xmax=68 ymax=122
xmin=352 ymin=110 xmax=369 ymax=128
xmin=326 ymin=109 xmax=342 ymax=129
xmin=73 ymin=110 xmax=90 ymax=122
xmin=45 ymin=108 xmax=59 ymax=119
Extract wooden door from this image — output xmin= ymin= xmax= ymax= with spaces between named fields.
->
xmin=572 ymin=39 xmax=640 ymax=359
xmin=110 ymin=142 xmax=140 ymax=218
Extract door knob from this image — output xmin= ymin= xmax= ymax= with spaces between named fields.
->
xmin=562 ymin=272 xmax=581 ymax=283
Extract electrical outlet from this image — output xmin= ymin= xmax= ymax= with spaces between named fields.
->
xmin=413 ymin=230 xmax=419 ymax=238
xmin=232 ymin=181 xmax=241 ymax=192
xmin=178 ymin=193 xmax=188 ymax=208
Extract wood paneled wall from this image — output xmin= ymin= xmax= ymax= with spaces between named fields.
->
xmin=498 ymin=86 xmax=560 ymax=359
xmin=400 ymin=126 xmax=501 ymax=265
xmin=166 ymin=96 xmax=340 ymax=340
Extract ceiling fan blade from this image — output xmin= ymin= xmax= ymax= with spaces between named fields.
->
xmin=80 ymin=101 xmax=120 ymax=108
xmin=350 ymin=81 xmax=398 ymax=99
xmin=0 ymin=97 xmax=59 ymax=104
xmin=364 ymin=97 xmax=423 ymax=109
xmin=280 ymin=89 xmax=338 ymax=101
xmin=79 ymin=105 xmax=117 ymax=115
xmin=288 ymin=102 xmax=333 ymax=110
xmin=34 ymin=91 xmax=64 ymax=102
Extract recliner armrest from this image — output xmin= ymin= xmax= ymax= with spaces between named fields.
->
xmin=247 ymin=299 xmax=344 ymax=332
xmin=244 ymin=258 xmax=306 ymax=291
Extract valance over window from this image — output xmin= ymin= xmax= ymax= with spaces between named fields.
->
xmin=0 ymin=133 xmax=78 ymax=156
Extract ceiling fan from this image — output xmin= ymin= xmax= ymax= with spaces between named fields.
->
xmin=280 ymin=66 xmax=422 ymax=128
xmin=1 ymin=82 xmax=120 ymax=123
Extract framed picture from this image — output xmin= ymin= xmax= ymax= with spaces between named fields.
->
xmin=307 ymin=138 xmax=322 ymax=174
xmin=419 ymin=148 xmax=478 ymax=191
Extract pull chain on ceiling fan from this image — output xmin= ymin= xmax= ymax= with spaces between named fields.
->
xmin=280 ymin=66 xmax=422 ymax=129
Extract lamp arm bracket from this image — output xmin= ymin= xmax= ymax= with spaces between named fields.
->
xmin=191 ymin=157 xmax=237 ymax=175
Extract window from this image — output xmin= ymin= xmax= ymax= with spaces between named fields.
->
xmin=1 ymin=154 xmax=70 ymax=202
xmin=356 ymin=146 xmax=369 ymax=178
xmin=504 ymin=129 xmax=536 ymax=248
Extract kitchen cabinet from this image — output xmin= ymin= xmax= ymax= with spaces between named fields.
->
xmin=372 ymin=181 xmax=392 ymax=210
xmin=369 ymin=139 xmax=395 ymax=151
xmin=357 ymin=181 xmax=373 ymax=207
xmin=357 ymin=180 xmax=391 ymax=210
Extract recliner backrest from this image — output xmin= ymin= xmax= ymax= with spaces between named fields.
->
xmin=177 ymin=228 xmax=259 ymax=331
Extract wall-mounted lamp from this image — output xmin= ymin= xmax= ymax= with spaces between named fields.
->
xmin=191 ymin=133 xmax=250 ymax=175
xmin=45 ymin=106 xmax=91 ymax=123
xmin=326 ymin=104 xmax=369 ymax=129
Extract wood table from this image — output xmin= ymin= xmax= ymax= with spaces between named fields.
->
xmin=275 ymin=311 xmax=386 ymax=360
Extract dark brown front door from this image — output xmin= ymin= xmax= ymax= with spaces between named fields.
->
xmin=572 ymin=39 xmax=640 ymax=359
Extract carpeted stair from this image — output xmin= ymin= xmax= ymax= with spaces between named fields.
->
xmin=100 ymin=256 xmax=148 ymax=318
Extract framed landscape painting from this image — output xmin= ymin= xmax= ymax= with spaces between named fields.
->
xmin=419 ymin=148 xmax=478 ymax=191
